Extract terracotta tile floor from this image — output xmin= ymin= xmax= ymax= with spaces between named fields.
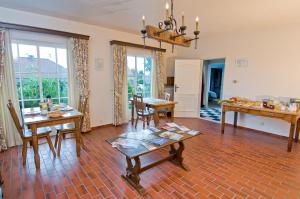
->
xmin=1 ymin=118 xmax=300 ymax=199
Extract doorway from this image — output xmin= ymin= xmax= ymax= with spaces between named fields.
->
xmin=200 ymin=58 xmax=225 ymax=122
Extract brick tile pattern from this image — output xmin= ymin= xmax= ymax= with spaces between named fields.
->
xmin=1 ymin=118 xmax=300 ymax=199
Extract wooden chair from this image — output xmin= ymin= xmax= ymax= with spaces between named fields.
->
xmin=158 ymin=92 xmax=171 ymax=118
xmin=7 ymin=100 xmax=56 ymax=165
xmin=134 ymin=95 xmax=154 ymax=129
xmin=54 ymin=96 xmax=88 ymax=156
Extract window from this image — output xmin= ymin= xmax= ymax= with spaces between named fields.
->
xmin=12 ymin=41 xmax=69 ymax=109
xmin=127 ymin=56 xmax=153 ymax=107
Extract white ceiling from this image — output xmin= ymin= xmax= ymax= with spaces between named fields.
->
xmin=1 ymin=0 xmax=300 ymax=36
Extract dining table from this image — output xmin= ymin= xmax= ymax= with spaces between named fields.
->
xmin=130 ymin=98 xmax=177 ymax=127
xmin=23 ymin=107 xmax=82 ymax=169
xmin=221 ymin=103 xmax=300 ymax=152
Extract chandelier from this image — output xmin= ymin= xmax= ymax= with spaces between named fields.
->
xmin=141 ymin=0 xmax=200 ymax=52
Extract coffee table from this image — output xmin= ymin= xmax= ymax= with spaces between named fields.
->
xmin=106 ymin=126 xmax=201 ymax=195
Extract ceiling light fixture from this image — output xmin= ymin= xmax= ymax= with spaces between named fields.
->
xmin=141 ymin=0 xmax=200 ymax=52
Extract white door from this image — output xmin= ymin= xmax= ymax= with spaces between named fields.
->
xmin=174 ymin=59 xmax=203 ymax=118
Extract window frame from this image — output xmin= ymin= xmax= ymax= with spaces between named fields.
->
xmin=12 ymin=39 xmax=69 ymax=109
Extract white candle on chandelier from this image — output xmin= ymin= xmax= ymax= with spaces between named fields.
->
xmin=182 ymin=12 xmax=185 ymax=26
xmin=142 ymin=15 xmax=146 ymax=29
xmin=195 ymin=16 xmax=199 ymax=31
xmin=166 ymin=2 xmax=170 ymax=19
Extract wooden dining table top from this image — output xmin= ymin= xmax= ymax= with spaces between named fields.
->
xmin=23 ymin=107 xmax=82 ymax=125
xmin=130 ymin=97 xmax=177 ymax=106
xmin=222 ymin=103 xmax=300 ymax=116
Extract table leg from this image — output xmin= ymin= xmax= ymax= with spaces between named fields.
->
xmin=75 ymin=117 xmax=81 ymax=157
xmin=122 ymin=157 xmax=145 ymax=195
xmin=131 ymin=100 xmax=134 ymax=125
xmin=31 ymin=124 xmax=40 ymax=169
xmin=153 ymin=109 xmax=160 ymax=127
xmin=169 ymin=142 xmax=189 ymax=171
xmin=288 ymin=123 xmax=295 ymax=152
xmin=221 ymin=111 xmax=226 ymax=134
xmin=234 ymin=112 xmax=238 ymax=127
xmin=295 ymin=118 xmax=300 ymax=143
xmin=170 ymin=106 xmax=175 ymax=122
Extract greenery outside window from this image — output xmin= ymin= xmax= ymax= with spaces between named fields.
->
xmin=127 ymin=56 xmax=153 ymax=108
xmin=12 ymin=41 xmax=69 ymax=109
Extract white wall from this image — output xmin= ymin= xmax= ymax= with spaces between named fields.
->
xmin=0 ymin=7 xmax=175 ymax=127
xmin=176 ymin=24 xmax=300 ymax=137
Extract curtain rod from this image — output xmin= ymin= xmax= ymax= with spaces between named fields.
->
xmin=0 ymin=21 xmax=90 ymax=40
xmin=110 ymin=40 xmax=166 ymax=52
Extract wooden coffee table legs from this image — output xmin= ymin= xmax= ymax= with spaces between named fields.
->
xmin=122 ymin=141 xmax=188 ymax=195
xmin=122 ymin=157 xmax=145 ymax=195
xmin=169 ymin=142 xmax=189 ymax=171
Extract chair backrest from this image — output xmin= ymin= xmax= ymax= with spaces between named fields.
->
xmin=165 ymin=92 xmax=171 ymax=101
xmin=133 ymin=95 xmax=146 ymax=115
xmin=7 ymin=100 xmax=24 ymax=138
xmin=78 ymin=96 xmax=88 ymax=131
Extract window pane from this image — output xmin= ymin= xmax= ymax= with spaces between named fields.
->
xmin=137 ymin=57 xmax=144 ymax=74
xmin=12 ymin=43 xmax=18 ymax=60
xmin=23 ymin=100 xmax=40 ymax=108
xmin=127 ymin=56 xmax=136 ymax=76
xmin=144 ymin=57 xmax=152 ymax=76
xmin=42 ymin=78 xmax=58 ymax=98
xmin=21 ymin=76 xmax=40 ymax=100
xmin=59 ymin=78 xmax=68 ymax=97
xmin=13 ymin=59 xmax=20 ymax=73
xmin=39 ymin=46 xmax=56 ymax=62
xmin=19 ymin=56 xmax=38 ymax=73
xmin=40 ymin=46 xmax=57 ymax=74
xmin=52 ymin=99 xmax=59 ymax=105
xmin=16 ymin=76 xmax=22 ymax=100
xmin=128 ymin=76 xmax=135 ymax=95
xmin=136 ymin=57 xmax=144 ymax=95
xmin=144 ymin=57 xmax=152 ymax=98
xmin=18 ymin=44 xmax=37 ymax=58
xmin=60 ymin=98 xmax=68 ymax=105
xmin=57 ymin=48 xmax=68 ymax=73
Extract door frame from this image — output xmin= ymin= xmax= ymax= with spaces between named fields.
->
xmin=202 ymin=57 xmax=227 ymax=108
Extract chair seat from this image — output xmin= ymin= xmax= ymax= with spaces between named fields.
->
xmin=137 ymin=108 xmax=155 ymax=116
xmin=24 ymin=127 xmax=52 ymax=138
xmin=55 ymin=123 xmax=75 ymax=132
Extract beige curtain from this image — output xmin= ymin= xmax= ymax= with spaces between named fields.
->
xmin=113 ymin=45 xmax=128 ymax=126
xmin=0 ymin=30 xmax=7 ymax=151
xmin=67 ymin=39 xmax=79 ymax=109
xmin=0 ymin=31 xmax=3 ymax=87
xmin=152 ymin=51 xmax=166 ymax=99
xmin=0 ymin=29 xmax=22 ymax=148
xmin=70 ymin=38 xmax=91 ymax=132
